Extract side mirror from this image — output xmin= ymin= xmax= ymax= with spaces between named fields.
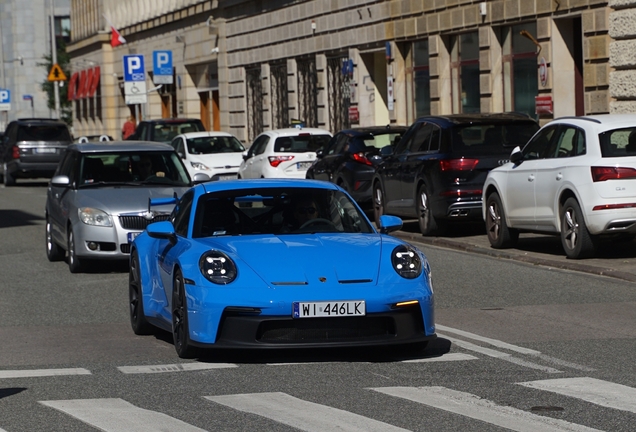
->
xmin=242 ymin=151 xmax=251 ymax=161
xmin=315 ymin=148 xmax=324 ymax=158
xmin=192 ymin=173 xmax=210 ymax=184
xmin=380 ymin=145 xmax=393 ymax=157
xmin=510 ymin=146 xmax=523 ymax=165
xmin=377 ymin=215 xmax=403 ymax=234
xmin=50 ymin=175 xmax=70 ymax=187
xmin=146 ymin=220 xmax=177 ymax=245
xmin=177 ymin=151 xmax=185 ymax=159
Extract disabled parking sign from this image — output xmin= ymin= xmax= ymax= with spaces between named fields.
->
xmin=153 ymin=51 xmax=173 ymax=85
xmin=123 ymin=55 xmax=147 ymax=104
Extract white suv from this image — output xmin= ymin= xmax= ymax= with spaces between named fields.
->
xmin=238 ymin=128 xmax=332 ymax=179
xmin=483 ymin=114 xmax=636 ymax=259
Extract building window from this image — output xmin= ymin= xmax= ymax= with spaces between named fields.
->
xmin=503 ymin=23 xmax=538 ymax=119
xmin=451 ymin=32 xmax=480 ymax=113
xmin=297 ymin=56 xmax=318 ymax=127
xmin=270 ymin=63 xmax=289 ymax=129
xmin=246 ymin=68 xmax=263 ymax=142
xmin=412 ymin=40 xmax=431 ymax=117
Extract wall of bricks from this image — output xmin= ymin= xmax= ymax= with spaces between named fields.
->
xmin=609 ymin=0 xmax=636 ymax=112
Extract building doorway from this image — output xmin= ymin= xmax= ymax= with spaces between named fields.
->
xmin=552 ymin=17 xmax=584 ymax=117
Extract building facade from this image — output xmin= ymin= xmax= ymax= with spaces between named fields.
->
xmin=69 ymin=0 xmax=617 ymax=143
xmin=0 ymin=0 xmax=70 ymax=130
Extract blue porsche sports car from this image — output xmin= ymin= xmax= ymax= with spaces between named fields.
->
xmin=129 ymin=179 xmax=436 ymax=358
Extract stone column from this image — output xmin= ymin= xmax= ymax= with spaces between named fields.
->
xmin=609 ymin=0 xmax=636 ymax=113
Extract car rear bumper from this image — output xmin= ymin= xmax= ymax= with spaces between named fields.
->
xmin=6 ymin=160 xmax=58 ymax=179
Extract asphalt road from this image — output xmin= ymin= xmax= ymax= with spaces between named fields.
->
xmin=1 ymin=180 xmax=635 ymax=431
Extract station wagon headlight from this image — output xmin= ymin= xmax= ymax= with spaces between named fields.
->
xmin=391 ymin=245 xmax=422 ymax=279
xmin=78 ymin=207 xmax=113 ymax=227
xmin=200 ymin=250 xmax=237 ymax=284
xmin=190 ymin=161 xmax=210 ymax=171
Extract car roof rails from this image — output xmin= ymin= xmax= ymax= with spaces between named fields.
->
xmin=17 ymin=118 xmax=63 ymax=122
xmin=554 ymin=116 xmax=602 ymax=124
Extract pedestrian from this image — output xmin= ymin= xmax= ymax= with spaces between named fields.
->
xmin=122 ymin=116 xmax=136 ymax=140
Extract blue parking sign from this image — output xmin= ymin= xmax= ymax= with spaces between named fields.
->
xmin=0 ymin=89 xmax=10 ymax=103
xmin=153 ymin=51 xmax=173 ymax=85
xmin=123 ymin=55 xmax=145 ymax=82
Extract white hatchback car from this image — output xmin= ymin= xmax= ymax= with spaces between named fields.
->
xmin=170 ymin=132 xmax=245 ymax=180
xmin=483 ymin=114 xmax=636 ymax=259
xmin=237 ymin=128 xmax=332 ymax=179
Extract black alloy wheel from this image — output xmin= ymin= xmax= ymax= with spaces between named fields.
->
xmin=485 ymin=192 xmax=518 ymax=248
xmin=417 ymin=184 xmax=445 ymax=236
xmin=172 ymin=270 xmax=197 ymax=359
xmin=560 ymin=197 xmax=595 ymax=259
xmin=67 ymin=228 xmax=84 ymax=273
xmin=129 ymin=251 xmax=153 ymax=335
xmin=45 ymin=217 xmax=65 ymax=262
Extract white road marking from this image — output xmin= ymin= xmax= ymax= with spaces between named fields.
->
xmin=0 ymin=368 xmax=91 ymax=379
xmin=441 ymin=335 xmax=563 ymax=373
xmin=518 ymin=377 xmax=636 ymax=413
xmin=117 ymin=362 xmax=236 ymax=374
xmin=41 ymin=398 xmax=207 ymax=432
xmin=402 ymin=353 xmax=478 ymax=363
xmin=371 ymin=386 xmax=602 ymax=432
xmin=205 ymin=392 xmax=410 ymax=432
xmin=438 ymin=324 xmax=594 ymax=372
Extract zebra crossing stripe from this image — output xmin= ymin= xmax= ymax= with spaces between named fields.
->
xmin=205 ymin=392 xmax=410 ymax=432
xmin=40 ymin=398 xmax=207 ymax=432
xmin=118 ymin=362 xmax=237 ymax=374
xmin=518 ymin=377 xmax=636 ymax=414
xmin=0 ymin=368 xmax=91 ymax=379
xmin=370 ymin=386 xmax=602 ymax=432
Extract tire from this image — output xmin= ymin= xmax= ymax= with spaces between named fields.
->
xmin=560 ymin=197 xmax=595 ymax=259
xmin=417 ymin=184 xmax=446 ymax=236
xmin=45 ymin=216 xmax=64 ymax=262
xmin=485 ymin=192 xmax=519 ymax=248
xmin=372 ymin=182 xmax=384 ymax=225
xmin=67 ymin=228 xmax=85 ymax=273
xmin=172 ymin=269 xmax=198 ymax=359
xmin=3 ymin=167 xmax=15 ymax=186
xmin=129 ymin=251 xmax=154 ymax=335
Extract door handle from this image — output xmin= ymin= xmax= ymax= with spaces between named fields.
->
xmin=528 ymin=175 xmax=535 ymax=182
xmin=556 ymin=173 xmax=563 ymax=180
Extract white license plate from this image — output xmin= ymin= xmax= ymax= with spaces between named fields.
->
xmin=219 ymin=174 xmax=237 ymax=180
xmin=296 ymin=161 xmax=312 ymax=170
xmin=127 ymin=232 xmax=142 ymax=243
xmin=35 ymin=148 xmax=56 ymax=154
xmin=293 ymin=301 xmax=365 ymax=318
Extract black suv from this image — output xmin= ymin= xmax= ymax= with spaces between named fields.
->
xmin=372 ymin=113 xmax=539 ymax=235
xmin=126 ymin=118 xmax=205 ymax=143
xmin=0 ymin=118 xmax=73 ymax=186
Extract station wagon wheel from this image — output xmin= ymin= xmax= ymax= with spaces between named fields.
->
xmin=560 ymin=197 xmax=595 ymax=259
xmin=485 ymin=192 xmax=518 ymax=248
xmin=3 ymin=164 xmax=15 ymax=186
xmin=373 ymin=182 xmax=384 ymax=224
xmin=45 ymin=216 xmax=64 ymax=262
xmin=129 ymin=251 xmax=153 ymax=335
xmin=172 ymin=269 xmax=197 ymax=359
xmin=417 ymin=184 xmax=445 ymax=236
xmin=67 ymin=228 xmax=84 ymax=273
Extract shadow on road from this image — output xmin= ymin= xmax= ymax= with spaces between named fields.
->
xmin=0 ymin=388 xmax=27 ymax=399
xmin=0 ymin=210 xmax=44 ymax=229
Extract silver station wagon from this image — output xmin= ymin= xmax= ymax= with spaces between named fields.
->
xmin=45 ymin=141 xmax=208 ymax=273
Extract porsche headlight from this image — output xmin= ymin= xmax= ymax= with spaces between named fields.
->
xmin=391 ymin=245 xmax=422 ymax=279
xmin=78 ymin=207 xmax=113 ymax=227
xmin=190 ymin=161 xmax=210 ymax=171
xmin=199 ymin=251 xmax=237 ymax=284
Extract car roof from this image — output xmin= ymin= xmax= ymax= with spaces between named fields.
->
xmin=13 ymin=118 xmax=69 ymax=126
xmin=336 ymin=125 xmax=409 ymax=135
xmin=140 ymin=118 xmax=202 ymax=124
xmin=176 ymin=131 xmax=234 ymax=139
xmin=414 ymin=113 xmax=537 ymax=127
xmin=549 ymin=114 xmax=636 ymax=131
xmin=70 ymin=141 xmax=175 ymax=153
xmin=262 ymin=128 xmax=333 ymax=137
xmin=200 ymin=178 xmax=340 ymax=194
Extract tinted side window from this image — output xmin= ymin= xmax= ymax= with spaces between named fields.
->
xmin=522 ymin=125 xmax=557 ymax=160
xmin=600 ymin=127 xmax=636 ymax=157
xmin=554 ymin=126 xmax=586 ymax=158
xmin=394 ymin=123 xmax=421 ymax=155
xmin=56 ymin=150 xmax=76 ymax=178
xmin=408 ymin=123 xmax=434 ymax=153
xmin=173 ymin=191 xmax=194 ymax=237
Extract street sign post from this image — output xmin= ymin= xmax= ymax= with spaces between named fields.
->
xmin=123 ymin=54 xmax=147 ymax=105
xmin=0 ymin=89 xmax=10 ymax=111
xmin=152 ymin=50 xmax=173 ymax=85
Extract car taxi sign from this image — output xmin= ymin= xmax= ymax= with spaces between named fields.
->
xmin=48 ymin=63 xmax=67 ymax=82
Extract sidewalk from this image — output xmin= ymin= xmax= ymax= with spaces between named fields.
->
xmin=395 ymin=224 xmax=636 ymax=284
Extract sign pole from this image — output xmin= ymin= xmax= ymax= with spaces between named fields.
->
xmin=49 ymin=0 xmax=60 ymax=119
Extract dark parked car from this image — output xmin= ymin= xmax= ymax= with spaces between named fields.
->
xmin=372 ymin=113 xmax=540 ymax=235
xmin=126 ymin=118 xmax=206 ymax=143
xmin=0 ymin=118 xmax=73 ymax=186
xmin=306 ymin=125 xmax=408 ymax=209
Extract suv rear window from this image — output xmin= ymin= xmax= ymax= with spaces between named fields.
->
xmin=274 ymin=135 xmax=331 ymax=153
xmin=151 ymin=121 xmax=205 ymax=142
xmin=17 ymin=125 xmax=72 ymax=142
xmin=452 ymin=123 xmax=538 ymax=153
xmin=599 ymin=128 xmax=636 ymax=157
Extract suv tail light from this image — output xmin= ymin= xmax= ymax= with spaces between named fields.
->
xmin=440 ymin=158 xmax=479 ymax=171
xmin=268 ymin=155 xmax=294 ymax=167
xmin=11 ymin=145 xmax=19 ymax=160
xmin=591 ymin=166 xmax=636 ymax=182
xmin=351 ymin=152 xmax=372 ymax=166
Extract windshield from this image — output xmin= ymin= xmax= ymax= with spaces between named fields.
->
xmin=79 ymin=151 xmax=191 ymax=187
xmin=192 ymin=187 xmax=374 ymax=237
xmin=187 ymin=136 xmax=245 ymax=154
xmin=274 ymin=135 xmax=331 ymax=153
xmin=18 ymin=124 xmax=71 ymax=142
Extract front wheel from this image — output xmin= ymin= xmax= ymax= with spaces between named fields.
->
xmin=561 ymin=198 xmax=595 ymax=259
xmin=3 ymin=166 xmax=15 ymax=186
xmin=172 ymin=270 xmax=198 ymax=359
xmin=417 ymin=185 xmax=445 ymax=236
xmin=45 ymin=217 xmax=64 ymax=262
xmin=129 ymin=251 xmax=154 ymax=335
xmin=67 ymin=228 xmax=85 ymax=273
xmin=372 ymin=182 xmax=384 ymax=225
xmin=485 ymin=192 xmax=519 ymax=248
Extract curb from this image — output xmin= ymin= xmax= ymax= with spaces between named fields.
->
xmin=395 ymin=231 xmax=636 ymax=284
